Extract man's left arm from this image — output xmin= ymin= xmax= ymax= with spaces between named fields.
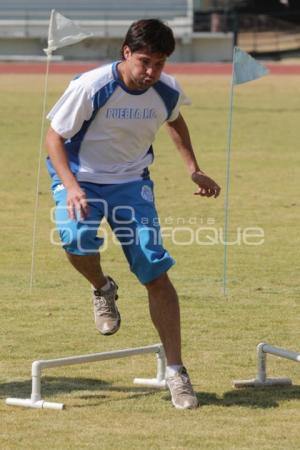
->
xmin=165 ymin=113 xmax=221 ymax=198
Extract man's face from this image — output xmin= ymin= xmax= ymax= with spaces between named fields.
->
xmin=122 ymin=46 xmax=167 ymax=89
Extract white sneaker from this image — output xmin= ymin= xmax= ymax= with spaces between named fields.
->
xmin=166 ymin=366 xmax=199 ymax=409
xmin=92 ymin=276 xmax=120 ymax=335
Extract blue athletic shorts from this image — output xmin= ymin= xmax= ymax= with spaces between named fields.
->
xmin=51 ymin=179 xmax=175 ymax=284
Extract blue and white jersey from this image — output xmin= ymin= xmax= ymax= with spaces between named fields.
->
xmin=47 ymin=62 xmax=190 ymax=185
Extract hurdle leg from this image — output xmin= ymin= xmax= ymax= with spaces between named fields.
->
xmin=233 ymin=342 xmax=293 ymax=388
xmin=133 ymin=344 xmax=166 ymax=387
xmin=6 ymin=343 xmax=166 ymax=409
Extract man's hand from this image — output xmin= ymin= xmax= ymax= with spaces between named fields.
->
xmin=46 ymin=127 xmax=89 ymax=220
xmin=191 ymin=171 xmax=221 ymax=198
xmin=67 ymin=185 xmax=88 ymax=220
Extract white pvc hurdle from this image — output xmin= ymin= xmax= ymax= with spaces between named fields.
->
xmin=233 ymin=342 xmax=295 ymax=388
xmin=6 ymin=343 xmax=167 ymax=410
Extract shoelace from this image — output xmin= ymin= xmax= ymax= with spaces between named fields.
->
xmin=93 ymin=290 xmax=117 ymax=317
xmin=169 ymin=373 xmax=194 ymax=396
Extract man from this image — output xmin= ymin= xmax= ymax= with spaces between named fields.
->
xmin=46 ymin=18 xmax=220 ymax=410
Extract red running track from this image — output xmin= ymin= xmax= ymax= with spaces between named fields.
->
xmin=0 ymin=61 xmax=300 ymax=75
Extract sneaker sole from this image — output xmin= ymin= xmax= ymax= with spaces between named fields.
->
xmin=171 ymin=399 xmax=199 ymax=410
xmin=98 ymin=316 xmax=121 ymax=336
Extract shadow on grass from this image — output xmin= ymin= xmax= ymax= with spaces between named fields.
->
xmin=206 ymin=385 xmax=300 ymax=409
xmin=0 ymin=376 xmax=161 ymax=403
xmin=162 ymin=385 xmax=300 ymax=409
xmin=3 ymin=378 xmax=300 ymax=409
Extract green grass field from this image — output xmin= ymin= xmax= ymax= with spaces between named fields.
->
xmin=1 ymin=72 xmax=300 ymax=449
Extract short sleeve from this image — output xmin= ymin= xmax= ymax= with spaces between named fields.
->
xmin=167 ymin=81 xmax=191 ymax=122
xmin=47 ymin=82 xmax=93 ymax=139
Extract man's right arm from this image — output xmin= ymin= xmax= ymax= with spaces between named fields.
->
xmin=46 ymin=126 xmax=88 ymax=220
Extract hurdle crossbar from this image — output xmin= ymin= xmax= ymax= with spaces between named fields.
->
xmin=233 ymin=342 xmax=295 ymax=388
xmin=6 ymin=343 xmax=166 ymax=410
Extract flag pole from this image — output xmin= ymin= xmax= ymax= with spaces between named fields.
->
xmin=28 ymin=9 xmax=93 ymax=293
xmin=29 ymin=52 xmax=52 ymax=293
xmin=223 ymin=46 xmax=236 ymax=297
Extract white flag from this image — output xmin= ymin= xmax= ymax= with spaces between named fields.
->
xmin=233 ymin=47 xmax=269 ymax=85
xmin=44 ymin=9 xmax=93 ymax=56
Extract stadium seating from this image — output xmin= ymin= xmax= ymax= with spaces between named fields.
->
xmin=0 ymin=0 xmax=193 ymax=38
xmin=0 ymin=0 xmax=233 ymax=62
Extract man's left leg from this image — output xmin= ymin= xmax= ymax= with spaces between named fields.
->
xmin=145 ymin=272 xmax=198 ymax=409
xmin=107 ymin=179 xmax=198 ymax=408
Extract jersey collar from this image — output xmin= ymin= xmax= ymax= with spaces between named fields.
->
xmin=112 ymin=61 xmax=149 ymax=95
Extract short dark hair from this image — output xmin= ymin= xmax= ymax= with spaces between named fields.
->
xmin=121 ymin=19 xmax=175 ymax=59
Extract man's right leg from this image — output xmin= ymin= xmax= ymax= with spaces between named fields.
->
xmin=66 ymin=252 xmax=106 ymax=290
xmin=52 ymin=184 xmax=120 ymax=335
xmin=65 ymin=252 xmax=120 ymax=336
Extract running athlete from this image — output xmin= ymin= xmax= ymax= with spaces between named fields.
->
xmin=46 ymin=19 xmax=220 ymax=409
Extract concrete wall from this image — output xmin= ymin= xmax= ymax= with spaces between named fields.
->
xmin=0 ymin=33 xmax=233 ymax=62
xmin=0 ymin=0 xmax=233 ymax=61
